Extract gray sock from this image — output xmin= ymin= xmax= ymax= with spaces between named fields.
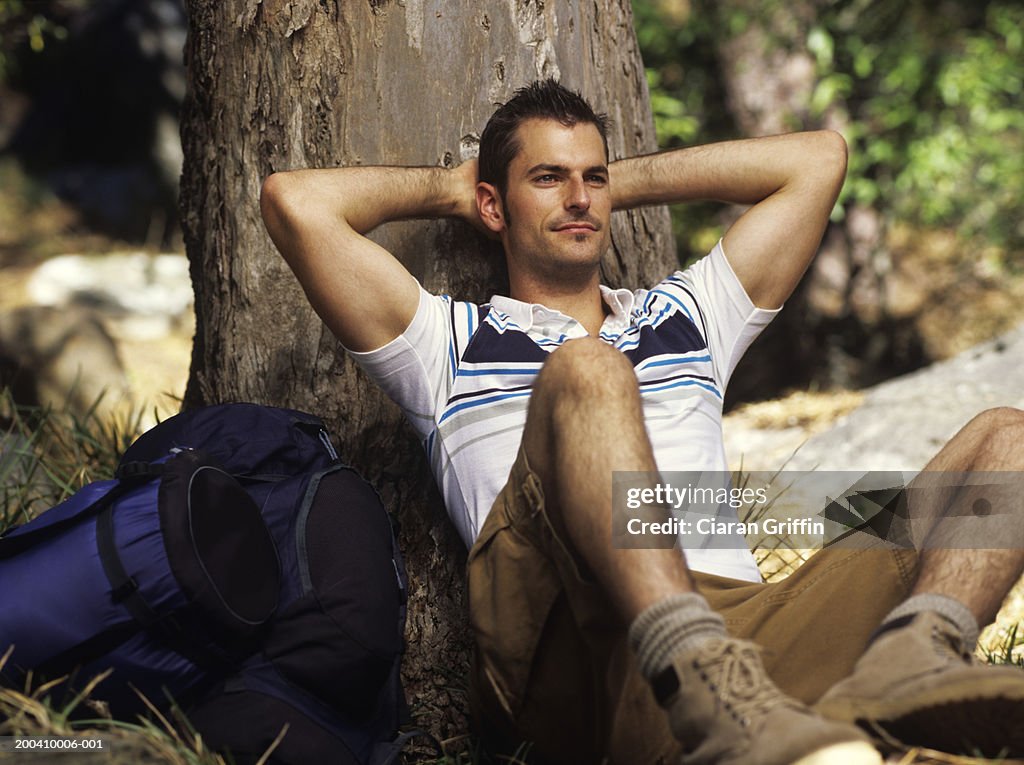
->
xmin=880 ymin=593 xmax=980 ymax=652
xmin=627 ymin=592 xmax=726 ymax=681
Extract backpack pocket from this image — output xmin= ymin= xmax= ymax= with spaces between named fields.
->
xmin=263 ymin=465 xmax=404 ymax=719
xmin=156 ymin=450 xmax=280 ymax=641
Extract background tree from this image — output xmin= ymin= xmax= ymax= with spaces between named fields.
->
xmin=634 ymin=0 xmax=1024 ymax=398
xmin=180 ymin=0 xmax=675 ymax=738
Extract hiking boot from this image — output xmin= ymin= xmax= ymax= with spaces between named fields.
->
xmin=654 ymin=636 xmax=881 ymax=765
xmin=816 ymin=611 xmax=1024 ymax=757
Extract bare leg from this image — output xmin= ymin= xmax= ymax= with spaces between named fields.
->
xmin=907 ymin=407 xmax=1024 ymax=624
xmin=816 ymin=408 xmax=1024 ymax=756
xmin=520 ymin=337 xmax=695 ymax=622
xmin=514 ymin=338 xmax=882 ymax=765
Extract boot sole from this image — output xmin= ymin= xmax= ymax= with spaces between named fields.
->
xmin=791 ymin=741 xmax=882 ymax=765
xmin=817 ymin=679 xmax=1024 ymax=757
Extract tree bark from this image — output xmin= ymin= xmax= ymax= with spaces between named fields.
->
xmin=180 ymin=0 xmax=674 ymax=741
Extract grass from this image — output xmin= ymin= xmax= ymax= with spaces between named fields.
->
xmin=0 ymin=652 xmax=239 ymax=765
xmin=0 ymin=386 xmax=146 ymax=533
xmin=983 ymin=623 xmax=1024 ymax=670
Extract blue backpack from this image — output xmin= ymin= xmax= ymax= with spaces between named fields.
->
xmin=0 ymin=403 xmax=438 ymax=765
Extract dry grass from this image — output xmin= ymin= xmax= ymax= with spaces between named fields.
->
xmin=730 ymin=389 xmax=867 ymax=433
xmin=0 ymin=651 xmax=240 ymax=765
xmin=885 ymin=750 xmax=1024 ymax=764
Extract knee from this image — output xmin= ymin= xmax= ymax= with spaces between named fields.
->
xmin=965 ymin=406 xmax=1024 ymax=452
xmin=536 ymin=338 xmax=637 ymax=401
xmin=966 ymin=406 xmax=1024 ymax=432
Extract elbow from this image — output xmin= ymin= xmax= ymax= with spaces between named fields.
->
xmin=814 ymin=129 xmax=848 ymax=188
xmin=260 ymin=171 xmax=293 ymax=230
xmin=260 ymin=172 xmax=304 ymax=262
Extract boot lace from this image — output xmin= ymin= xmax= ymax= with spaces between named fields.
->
xmin=694 ymin=638 xmax=796 ymax=727
xmin=931 ymin=622 xmax=975 ymax=665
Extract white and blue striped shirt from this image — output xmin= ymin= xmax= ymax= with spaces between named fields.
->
xmin=350 ymin=241 xmax=778 ymax=582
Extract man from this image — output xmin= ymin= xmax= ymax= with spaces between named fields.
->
xmin=260 ymin=80 xmax=1024 ymax=764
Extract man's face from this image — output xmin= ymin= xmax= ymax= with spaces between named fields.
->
xmin=497 ymin=118 xmax=611 ymax=283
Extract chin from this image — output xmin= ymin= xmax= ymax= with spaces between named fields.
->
xmin=550 ymin=250 xmax=605 ymax=278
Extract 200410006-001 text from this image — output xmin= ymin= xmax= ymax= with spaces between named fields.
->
xmin=0 ymin=736 xmax=108 ymax=751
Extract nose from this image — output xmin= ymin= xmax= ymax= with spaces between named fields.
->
xmin=566 ymin=175 xmax=591 ymax=211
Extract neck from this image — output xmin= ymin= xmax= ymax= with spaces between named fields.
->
xmin=509 ymin=272 xmax=609 ymax=336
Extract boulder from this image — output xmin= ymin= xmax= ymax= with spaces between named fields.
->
xmin=725 ymin=323 xmax=1024 ymax=474
xmin=0 ymin=305 xmax=130 ymax=422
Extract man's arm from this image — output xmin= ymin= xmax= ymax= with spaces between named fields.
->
xmin=260 ymin=161 xmax=478 ymax=352
xmin=609 ymin=131 xmax=848 ymax=309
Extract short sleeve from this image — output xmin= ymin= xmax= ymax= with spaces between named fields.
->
xmin=346 ymin=286 xmax=483 ymax=441
xmin=346 ymin=287 xmax=450 ymax=441
xmin=674 ymin=240 xmax=780 ymax=390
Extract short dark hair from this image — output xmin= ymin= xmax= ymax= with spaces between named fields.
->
xmin=478 ymin=79 xmax=609 ymax=197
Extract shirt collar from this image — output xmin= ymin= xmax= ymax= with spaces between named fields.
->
xmin=488 ymin=285 xmax=635 ymax=333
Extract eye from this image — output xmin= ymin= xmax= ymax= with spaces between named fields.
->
xmin=535 ymin=174 xmax=558 ymax=183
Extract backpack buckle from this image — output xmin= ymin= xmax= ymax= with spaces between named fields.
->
xmin=116 ymin=461 xmax=163 ymax=482
xmin=111 ymin=575 xmax=140 ymax=603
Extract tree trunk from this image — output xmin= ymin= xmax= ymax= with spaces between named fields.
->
xmin=709 ymin=0 xmax=926 ymax=401
xmin=704 ymin=0 xmax=897 ymax=397
xmin=179 ymin=0 xmax=674 ymax=741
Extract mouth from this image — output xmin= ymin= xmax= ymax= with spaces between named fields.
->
xmin=553 ymin=221 xmax=599 ymax=234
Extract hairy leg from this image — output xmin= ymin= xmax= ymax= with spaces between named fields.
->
xmin=511 ymin=338 xmax=883 ymax=764
xmin=907 ymin=406 xmax=1024 ymax=624
xmin=521 ymin=337 xmax=695 ymax=621
xmin=816 ymin=409 xmax=1024 ymax=757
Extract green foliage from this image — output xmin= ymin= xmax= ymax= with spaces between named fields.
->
xmin=632 ymin=0 xmax=742 ymax=261
xmin=633 ymin=0 xmax=1024 ymax=267
xmin=823 ymin=1 xmax=1024 ymax=259
xmin=632 ymin=0 xmax=725 ymax=148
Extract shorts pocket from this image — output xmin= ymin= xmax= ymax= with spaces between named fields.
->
xmin=468 ymin=492 xmax=562 ymax=721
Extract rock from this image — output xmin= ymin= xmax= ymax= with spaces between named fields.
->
xmin=26 ymin=252 xmax=192 ymax=340
xmin=0 ymin=305 xmax=131 ymax=422
xmin=0 ymin=252 xmax=193 ymax=426
xmin=725 ymin=322 xmax=1024 ymax=474
xmin=724 ymin=323 xmax=1024 ymax=662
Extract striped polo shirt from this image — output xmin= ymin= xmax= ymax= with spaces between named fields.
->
xmin=350 ymin=241 xmax=778 ymax=582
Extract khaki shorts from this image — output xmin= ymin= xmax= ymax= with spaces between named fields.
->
xmin=467 ymin=447 xmax=919 ymax=765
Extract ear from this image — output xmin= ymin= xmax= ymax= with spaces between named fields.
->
xmin=476 ymin=182 xmax=506 ymax=235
